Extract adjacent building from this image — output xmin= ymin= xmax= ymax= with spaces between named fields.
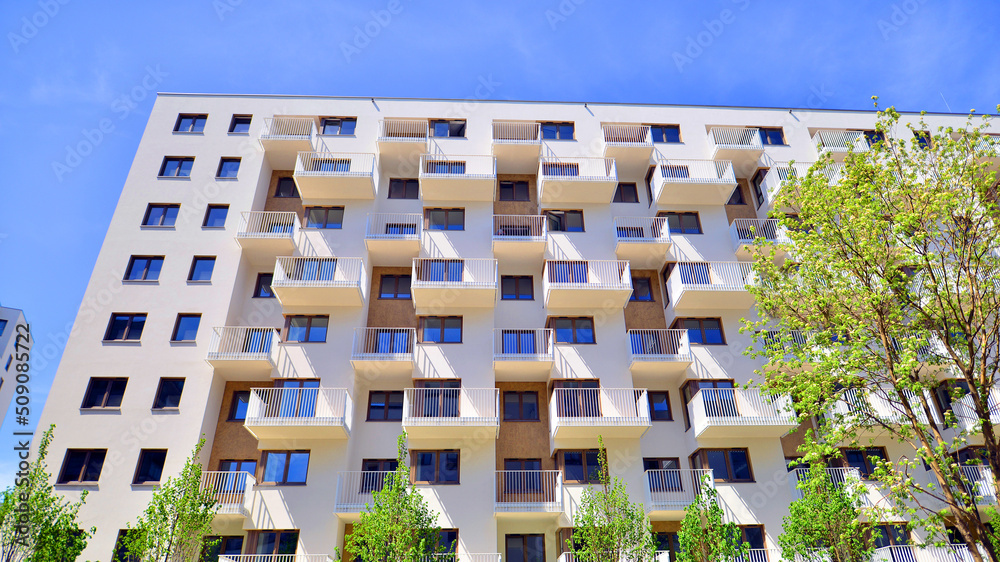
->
xmin=0 ymin=304 xmax=28 ymax=426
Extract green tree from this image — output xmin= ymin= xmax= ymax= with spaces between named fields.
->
xmin=0 ymin=425 xmax=92 ymax=562
xmin=569 ymin=436 xmax=656 ymax=562
xmin=745 ymin=100 xmax=1000 ymax=561
xmin=116 ymin=439 xmax=219 ymax=561
xmin=676 ymin=480 xmax=747 ymax=562
xmin=343 ymin=433 xmax=446 ymax=562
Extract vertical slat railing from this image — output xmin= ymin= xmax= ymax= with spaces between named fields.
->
xmin=238 ymin=211 xmax=299 ymax=238
xmin=493 ymin=121 xmax=540 ymax=142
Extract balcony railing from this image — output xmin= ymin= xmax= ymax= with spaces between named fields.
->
xmin=538 ymin=157 xmax=617 ymax=183
xmin=493 ymin=215 xmax=547 ymax=241
xmin=365 ymin=213 xmax=422 ymax=241
xmin=493 ymin=121 xmax=541 ymax=143
xmin=960 ymin=464 xmax=998 ymax=505
xmin=790 ymin=467 xmax=863 ymax=501
xmin=613 ymin=216 xmax=671 ymax=245
xmin=402 ymin=388 xmax=500 ymax=427
xmin=246 ymin=387 xmax=352 ymax=429
xmin=544 ymin=260 xmax=632 ymax=291
xmin=273 ymin=257 xmax=365 ymax=287
xmin=759 ymin=162 xmax=809 ymax=208
xmin=200 ymin=471 xmax=254 ymax=516
xmin=628 ymin=329 xmax=692 ymax=363
xmin=220 ymin=556 xmax=334 ymax=562
xmin=411 ymin=258 xmax=498 ymax=288
xmin=549 ymin=388 xmax=650 ymax=427
xmin=295 ymin=151 xmax=375 ymax=178
xmin=260 ymin=117 xmax=315 ymax=140
xmin=952 ymin=385 xmax=1000 ymax=433
xmin=207 ymin=327 xmax=278 ymax=362
xmin=669 ymin=261 xmax=755 ymax=291
xmin=650 ymin=159 xmax=737 ymax=204
xmin=644 ymin=469 xmax=714 ymax=510
xmin=378 ymin=118 xmax=429 ymax=141
xmin=730 ymin=218 xmax=791 ymax=250
xmin=603 ymin=124 xmax=652 ymax=145
xmin=494 ymin=470 xmax=563 ymax=512
xmin=830 ymin=387 xmax=939 ymax=426
xmin=739 ymin=549 xmax=783 ymax=562
xmin=493 ymin=329 xmax=554 ymax=362
xmin=419 ymin=154 xmax=496 ymax=179
xmin=872 ymin=545 xmax=982 ymax=562
xmin=335 ymin=470 xmax=396 ymax=511
xmin=352 ymin=328 xmax=415 ymax=360
xmin=238 ymin=212 xmax=299 ymax=239
xmin=709 ymin=127 xmax=763 ymax=151
xmin=813 ymin=130 xmax=869 ymax=154
xmin=688 ymin=388 xmax=795 ymax=436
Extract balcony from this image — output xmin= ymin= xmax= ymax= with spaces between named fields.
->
xmin=602 ymin=124 xmax=653 ymax=173
xmin=293 ymin=152 xmax=377 ymax=203
xmin=377 ymin=118 xmax=428 ymax=160
xmin=272 ymin=257 xmax=366 ymax=307
xmin=244 ymin=387 xmax=353 ymax=440
xmin=419 ymin=154 xmax=497 ymax=201
xmin=537 ymin=157 xmax=618 ymax=204
xmin=708 ymin=127 xmax=764 ymax=166
xmin=258 ymin=117 xmax=316 ymax=169
xmin=492 ymin=215 xmax=547 ymax=260
xmin=335 ymin=470 xmax=395 ymax=514
xmin=788 ymin=467 xmax=887 ymax=511
xmin=365 ymin=213 xmax=422 ymax=265
xmin=960 ymin=465 xmax=998 ymax=506
xmin=200 ymin=471 xmax=254 ymax=518
xmin=873 ymin=545 xmax=986 ymax=562
xmin=206 ymin=327 xmax=278 ymax=380
xmin=729 ymin=218 xmax=791 ymax=259
xmin=756 ymin=162 xmax=809 ymax=211
xmin=650 ymin=159 xmax=737 ymax=206
xmin=492 ymin=121 xmax=541 ymax=173
xmin=627 ymin=329 xmax=692 ymax=377
xmin=401 ymin=387 xmax=500 ymax=439
xmin=829 ymin=386 xmax=941 ymax=432
xmin=220 ymin=556 xmax=334 ymax=562
xmin=549 ymin=388 xmax=651 ymax=440
xmin=236 ymin=212 xmax=299 ymax=265
xmin=410 ymin=258 xmax=498 ymax=309
xmin=543 ymin=260 xmax=632 ymax=309
xmin=687 ymin=388 xmax=796 ymax=438
xmin=494 ymin=470 xmax=563 ymax=515
xmin=666 ymin=261 xmax=756 ymax=311
xmin=613 ymin=216 xmax=671 ymax=263
xmin=953 ymin=385 xmax=1000 ymax=433
xmin=644 ymin=469 xmax=714 ymax=517
xmin=813 ymin=130 xmax=870 ymax=160
xmin=493 ymin=329 xmax=554 ymax=380
xmin=350 ymin=327 xmax=415 ymax=376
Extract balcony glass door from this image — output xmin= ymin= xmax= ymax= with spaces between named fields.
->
xmin=296 ymin=258 xmax=336 ymax=281
xmin=502 ymin=329 xmax=537 ymax=354
xmin=217 ymin=460 xmax=256 ymax=493
xmin=506 ymin=534 xmax=545 ymax=562
xmin=370 ymin=329 xmax=410 ymax=354
xmin=271 ymin=380 xmax=319 ymax=418
xmin=555 ymin=380 xmax=601 ymax=418
xmin=360 ymin=459 xmax=398 ymax=493
xmin=242 ymin=329 xmax=272 ymax=354
xmin=548 ymin=260 xmax=588 ymax=283
xmin=678 ymin=262 xmax=711 ymax=284
xmin=253 ymin=531 xmax=298 ymax=555
xmin=419 ymin=259 xmax=463 ymax=282
xmin=644 ymin=458 xmax=681 ymax=492
xmin=417 ymin=380 xmax=460 ymax=418
xmin=503 ymin=459 xmax=543 ymax=494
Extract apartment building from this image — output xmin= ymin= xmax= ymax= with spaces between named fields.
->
xmin=0 ymin=304 xmax=28 ymax=426
xmin=35 ymin=94 xmax=991 ymax=561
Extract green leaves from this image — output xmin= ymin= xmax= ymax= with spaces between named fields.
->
xmin=676 ymin=481 xmax=746 ymax=562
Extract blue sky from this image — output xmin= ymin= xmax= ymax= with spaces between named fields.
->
xmin=0 ymin=0 xmax=998 ymax=474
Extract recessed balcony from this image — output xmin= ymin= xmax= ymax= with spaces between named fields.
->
xmin=666 ymin=261 xmax=756 ymax=311
xmin=613 ymin=216 xmax=671 ymax=263
xmin=495 ymin=470 xmax=563 ymax=516
xmin=627 ymin=329 xmax=692 ymax=377
xmin=492 ymin=215 xmax=547 ymax=260
xmin=377 ymin=118 xmax=428 ymax=161
xmin=236 ymin=212 xmax=299 ymax=265
xmin=350 ymin=327 xmax=415 ymax=376
xmin=335 ymin=470 xmax=397 ymax=515
xmin=549 ymin=388 xmax=651 ymax=440
xmin=244 ymin=387 xmax=352 ymax=440
xmin=644 ymin=468 xmax=714 ymax=518
xmin=729 ymin=218 xmax=791 ymax=259
xmin=258 ymin=117 xmax=316 ymax=169
xmin=206 ymin=327 xmax=278 ymax=380
xmin=492 ymin=121 xmax=541 ymax=173
xmin=411 ymin=258 xmax=498 ymax=309
xmin=813 ymin=130 xmax=870 ymax=161
xmin=272 ymin=256 xmax=366 ymax=307
xmin=543 ymin=260 xmax=632 ymax=309
xmin=293 ymin=152 xmax=376 ymax=204
xmin=708 ymin=127 xmax=764 ymax=166
xmin=493 ymin=329 xmax=554 ymax=380
xmin=602 ymin=124 xmax=652 ymax=174
xmin=200 ymin=471 xmax=255 ymax=518
xmin=364 ymin=213 xmax=422 ymax=265
xmin=650 ymin=159 xmax=737 ymax=206
xmin=401 ymin=387 xmax=499 ymax=439
xmin=419 ymin=154 xmax=497 ymax=201
xmin=537 ymin=157 xmax=618 ymax=204
xmin=687 ymin=388 xmax=796 ymax=438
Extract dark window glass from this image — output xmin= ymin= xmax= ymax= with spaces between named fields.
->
xmin=228 ymin=391 xmax=250 ymax=421
xmin=321 ymin=117 xmax=357 ymax=135
xmin=152 ymin=378 xmax=185 ymax=409
xmin=305 ymin=207 xmax=344 ymax=229
xmin=421 ymin=317 xmax=462 ymax=343
xmin=229 ymin=115 xmax=252 ymax=133
xmin=751 ymin=168 xmax=767 ymax=208
xmin=501 ymin=276 xmax=533 ymax=300
xmin=172 ymin=315 xmax=200 ymax=342
xmin=561 ymin=449 xmax=602 ymax=483
xmin=174 ymin=114 xmax=207 ymax=133
xmin=630 ymin=277 xmax=653 ymax=301
xmin=261 ymin=451 xmax=309 ymax=484
xmin=216 ymin=158 xmax=241 ymax=178
xmin=427 ymin=208 xmax=465 ymax=230
xmin=499 ymin=180 xmax=530 ymax=201
xmin=124 ymin=256 xmax=164 ymax=281
xmin=650 ymin=125 xmax=681 ymax=143
xmin=379 ymin=275 xmax=412 ymax=299
xmin=727 ymin=186 xmax=746 ymax=205
xmin=367 ymin=391 xmax=404 ymax=421
xmin=275 ymin=177 xmax=298 ymax=198
xmin=133 ymin=450 xmax=167 ymax=484
xmin=863 ymin=129 xmax=885 ymax=147
xmin=503 ymin=392 xmax=539 ymax=421
xmin=388 ymin=179 xmax=419 ymax=199
xmin=188 ymin=257 xmax=216 ymax=281
xmin=414 ymin=451 xmax=460 ymax=483
xmin=81 ymin=378 xmax=127 ymax=409
xmin=740 ymin=526 xmax=766 ymax=549
xmin=159 ymin=157 xmax=194 ymax=177
xmin=104 ymin=314 xmax=146 ymax=341
xmin=759 ymin=127 xmax=785 ymax=145
xmin=203 ymin=205 xmax=229 ymax=227
xmin=660 ymin=212 xmax=702 ymax=234
xmin=690 ymin=448 xmax=753 ymax=482
xmin=842 ymin=447 xmax=888 ymax=479
xmin=674 ymin=318 xmax=725 ymax=345
xmin=286 ymin=316 xmax=328 ymax=343
xmin=506 ymin=534 xmax=545 ymax=562
xmin=143 ymin=204 xmax=179 ymax=227
xmin=613 ymin=182 xmax=639 ymax=203
xmin=550 ymin=317 xmax=595 ymax=344
xmin=915 ymin=132 xmax=932 ymax=149
xmin=430 ymin=120 xmax=466 ymax=137
xmin=648 ymin=391 xmax=672 ymax=421
xmin=253 ymin=273 xmax=274 ymax=298
xmin=58 ymin=449 xmax=106 ymax=483
xmin=546 ymin=210 xmax=584 ymax=232
xmin=541 ymin=122 xmax=574 ymax=140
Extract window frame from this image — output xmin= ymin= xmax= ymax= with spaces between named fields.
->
xmin=419 ymin=316 xmax=463 ymax=344
xmin=388 ymin=178 xmax=420 ymax=199
xmin=630 ymin=276 xmax=653 ymax=302
xmin=429 ymin=119 xmax=467 ymax=138
xmin=304 ymin=206 xmax=345 ymax=229
xmin=253 ymin=273 xmax=275 ymax=298
xmin=284 ymin=315 xmax=329 ymax=343
xmin=203 ymin=205 xmax=229 ymax=228
xmin=80 ymin=377 xmax=127 ymax=409
xmin=672 ymin=317 xmax=726 ymax=345
xmin=500 ymin=275 xmax=534 ymax=301
xmin=658 ymin=211 xmax=702 ymax=234
xmin=425 ymin=208 xmax=465 ymax=231
xmin=366 ymin=390 xmax=405 ymax=421
xmin=759 ymin=127 xmax=786 ymax=146
xmin=648 ymin=391 xmax=673 ymax=421
xmin=613 ymin=182 xmax=639 ymax=203
xmin=649 ymin=124 xmax=682 ymax=143
xmin=548 ymin=316 xmax=596 ymax=344
xmin=103 ymin=313 xmax=146 ymax=342
xmin=124 ymin=256 xmax=164 ymax=282
xmin=559 ymin=449 xmax=604 ymax=484
xmin=158 ymin=157 xmax=195 ymax=178
xmin=57 ymin=449 xmax=107 ymax=484
xmin=229 ymin=114 xmax=252 ymax=133
xmin=228 ymin=390 xmax=250 ymax=421
xmin=259 ymin=450 xmax=310 ymax=486
xmin=132 ymin=449 xmax=167 ymax=485
xmin=320 ymin=117 xmax=357 ymax=136
xmin=215 ymin=157 xmax=241 ymax=179
xmin=152 ymin=378 xmax=185 ymax=410
xmin=498 ymin=180 xmax=530 ymax=201
xmin=171 ymin=314 xmax=201 ymax=342
xmin=378 ymin=274 xmax=412 ymax=300
xmin=411 ymin=449 xmax=461 ymax=484
xmin=840 ymin=447 xmax=889 ymax=480
xmin=142 ymin=204 xmax=179 ymax=227
xmin=503 ymin=391 xmax=540 ymax=421
xmin=173 ymin=114 xmax=207 ymax=133
xmin=187 ymin=256 xmax=216 ymax=282
xmin=540 ymin=121 xmax=575 ymax=140
xmin=274 ymin=177 xmax=298 ymax=198
xmin=545 ymin=210 xmax=585 ymax=232
xmin=689 ymin=448 xmax=754 ymax=483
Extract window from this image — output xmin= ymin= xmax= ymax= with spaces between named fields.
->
xmin=426 ymin=208 xmax=465 ymax=230
xmin=630 ymin=276 xmax=653 ymax=301
xmin=305 ymin=207 xmax=344 ymax=229
xmin=430 ymin=119 xmax=466 ymax=137
xmin=546 ymin=210 xmax=584 ymax=232
xmin=124 ymin=256 xmax=164 ymax=281
xmin=934 ymin=379 xmax=970 ymax=417
xmin=152 ymin=378 xmax=185 ymax=409
xmin=320 ymin=117 xmax=356 ymax=135
xmin=253 ymin=273 xmax=275 ymax=298
xmin=613 ymin=182 xmax=639 ymax=203
xmin=379 ymin=275 xmax=411 ymax=299
xmin=541 ymin=122 xmax=574 ymax=140
xmin=738 ymin=526 xmax=766 ymax=549
xmin=841 ymin=447 xmax=888 ymax=479
xmin=260 ymin=451 xmax=310 ymax=485
xmin=0 ymin=320 xmax=6 ymax=336
xmin=727 ymin=185 xmax=746 ymax=205
xmin=229 ymin=115 xmax=252 ymax=133
xmin=503 ymin=391 xmax=539 ymax=421
xmin=159 ymin=157 xmax=194 ymax=177
xmin=367 ymin=391 xmax=404 ymax=421
xmin=501 ymin=276 xmax=533 ymax=300
xmin=360 ymin=459 xmax=400 ymax=493
xmin=690 ymin=448 xmax=753 ymax=482
xmin=416 ymin=259 xmax=463 ymax=282
xmin=659 ymin=212 xmax=702 ymax=234
xmin=654 ymin=533 xmax=682 ymax=562
xmin=751 ymin=168 xmax=767 ymax=208
xmin=424 ymin=159 xmax=467 ymax=174
xmin=549 ymin=317 xmax=595 ymax=344
xmin=143 ymin=204 xmax=179 ymax=227
xmin=388 ymin=178 xmax=419 ymax=199
xmin=115 ymin=530 xmax=139 ymax=562
xmin=251 ymin=530 xmax=299 ymax=554
xmin=682 ymin=380 xmax=735 ymax=429
xmin=285 ymin=316 xmax=328 ymax=343
xmin=648 ymin=391 xmax=672 ymax=421
xmin=673 ymin=317 xmax=725 ymax=345
xmin=132 ymin=449 xmax=167 ymax=484
xmin=203 ymin=205 xmax=229 ymax=227
xmin=542 ymin=162 xmax=580 ymax=177
xmin=274 ymin=177 xmax=298 ymax=198
xmin=506 ymin=534 xmax=545 ymax=562
xmin=413 ymin=450 xmax=460 ymax=484
xmin=561 ymin=449 xmax=602 ymax=483
xmin=170 ymin=314 xmax=200 ymax=342
xmin=216 ymin=158 xmax=241 ymax=178
xmin=57 ymin=449 xmax=106 ymax=483
xmin=104 ymin=313 xmax=146 ymax=341
xmin=188 ymin=257 xmax=216 ymax=281
xmin=228 ymin=391 xmax=250 ymax=421
xmin=174 ymin=114 xmax=207 ymax=133
xmin=916 ymin=131 xmax=932 ymax=149
xmin=871 ymin=524 xmax=911 ymax=548
xmin=81 ymin=377 xmax=127 ymax=409
xmin=862 ymin=129 xmax=885 ymax=146
xmin=644 ymin=458 xmax=682 ymax=493
xmin=420 ymin=317 xmax=462 ymax=343
xmin=759 ymin=127 xmax=785 ymax=145
xmin=205 ymin=536 xmax=244 ymax=559
xmin=650 ymin=124 xmax=682 ymax=143
xmin=499 ymin=180 xmax=529 ymax=201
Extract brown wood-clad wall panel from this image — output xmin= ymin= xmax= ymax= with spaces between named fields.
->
xmin=495 ymin=382 xmax=554 ymax=470
xmin=207 ymin=381 xmax=260 ymax=470
xmin=724 ymin=179 xmax=757 ymax=223
xmin=493 ymin=174 xmax=539 ymax=216
xmin=624 ymin=269 xmax=668 ymax=330
xmin=366 ymin=267 xmax=418 ymax=328
xmin=263 ymin=170 xmax=306 ymax=220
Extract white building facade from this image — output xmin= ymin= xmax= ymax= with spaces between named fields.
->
xmin=0 ymin=305 xmax=28 ymax=426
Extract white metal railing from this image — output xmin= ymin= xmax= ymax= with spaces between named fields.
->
xmin=730 ymin=219 xmax=790 ymax=249
xmin=613 ymin=216 xmax=671 ymax=244
xmin=818 ymin=162 xmax=846 ymax=183
xmin=960 ymin=464 xmax=998 ymax=505
xmin=494 ymin=470 xmax=563 ymax=512
xmin=335 ymin=470 xmax=396 ymax=510
xmin=246 ymin=388 xmax=352 ymax=430
xmin=200 ymin=471 xmax=254 ymax=515
xmin=260 ymin=117 xmax=315 ymax=139
xmin=538 ymin=157 xmax=617 ymax=182
xmin=493 ymin=121 xmax=540 ymax=143
xmin=709 ymin=127 xmax=763 ymax=150
xmin=365 ymin=213 xmax=422 ymax=240
xmin=871 ymin=545 xmax=978 ymax=562
xmin=493 ymin=329 xmax=554 ymax=362
xmin=789 ymin=467 xmax=863 ymax=501
xmin=975 ymin=136 xmax=999 ymax=155
xmin=550 ymin=388 xmax=651 ymax=426
xmin=952 ymin=385 xmax=1000 ymax=433
xmin=352 ymin=328 xmax=415 ymax=359
xmin=668 ymin=261 xmax=755 ymax=293
xmin=411 ymin=258 xmax=498 ymax=288
xmin=759 ymin=329 xmax=809 ymax=354
xmin=813 ymin=130 xmax=870 ymax=154
xmin=295 ymin=151 xmax=375 ymax=177
xmin=603 ymin=124 xmax=652 ymax=145
xmin=628 ymin=329 xmax=692 ymax=363
xmin=207 ymin=327 xmax=278 ymax=361
xmin=760 ymin=162 xmax=810 ymax=208
xmin=421 ymin=556 xmax=501 ymax=562
xmin=651 ymin=159 xmax=736 ymax=197
xmin=402 ymin=388 xmax=500 ymax=426
xmin=220 ymin=556 xmax=334 ymax=562
xmin=273 ymin=257 xmax=365 ymax=287
xmin=738 ymin=549 xmax=783 ymax=562
xmin=238 ymin=211 xmax=299 ymax=239
xmin=493 ymin=215 xmax=547 ymax=240
xmin=830 ymin=387 xmax=939 ymax=426
xmin=644 ymin=469 xmax=714 ymax=509
xmin=544 ymin=260 xmax=632 ymax=291
xmin=378 ymin=118 xmax=429 ymax=141
xmin=419 ymin=154 xmax=496 ymax=179
xmin=688 ymin=388 xmax=795 ymax=434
